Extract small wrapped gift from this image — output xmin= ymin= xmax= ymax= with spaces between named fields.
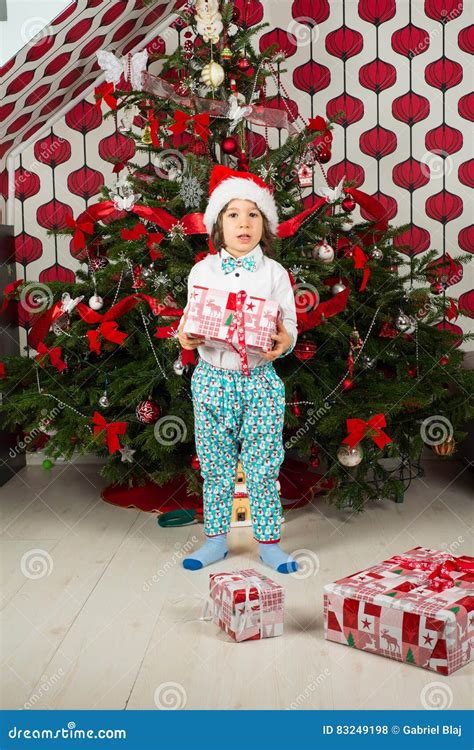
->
xmin=183 ymin=285 xmax=281 ymax=375
xmin=324 ymin=546 xmax=474 ymax=675
xmin=208 ymin=569 xmax=285 ymax=642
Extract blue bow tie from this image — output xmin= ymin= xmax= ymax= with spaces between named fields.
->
xmin=221 ymin=255 xmax=257 ymax=274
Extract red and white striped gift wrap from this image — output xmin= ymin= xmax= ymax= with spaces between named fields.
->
xmin=208 ymin=569 xmax=285 ymax=643
xmin=324 ymin=546 xmax=474 ymax=675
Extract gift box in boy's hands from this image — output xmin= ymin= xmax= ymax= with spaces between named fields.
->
xmin=183 ymin=285 xmax=281 ymax=355
xmin=324 ymin=546 xmax=474 ymax=675
xmin=209 ymin=569 xmax=284 ymax=642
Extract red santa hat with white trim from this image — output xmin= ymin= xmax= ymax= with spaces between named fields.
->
xmin=203 ymin=165 xmax=279 ymax=236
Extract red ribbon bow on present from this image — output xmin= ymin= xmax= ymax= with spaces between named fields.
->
xmin=65 ymin=214 xmax=94 ymax=251
xmin=169 ymin=110 xmax=210 ymax=142
xmin=87 ymin=320 xmax=128 ymax=355
xmin=35 ymin=342 xmax=68 ymax=372
xmin=225 ymin=290 xmax=250 ymax=376
xmin=342 ymin=413 xmax=392 ymax=449
xmin=94 ymin=81 xmax=117 ymax=111
xmin=92 ymin=411 xmax=127 ymax=454
xmin=390 ymin=554 xmax=474 ymax=592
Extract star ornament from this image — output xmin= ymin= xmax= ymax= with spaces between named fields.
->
xmin=119 ymin=446 xmax=136 ymax=463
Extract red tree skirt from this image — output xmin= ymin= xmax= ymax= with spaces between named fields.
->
xmin=101 ymin=457 xmax=332 ymax=514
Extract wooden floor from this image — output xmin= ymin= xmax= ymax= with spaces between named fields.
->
xmin=0 ymin=458 xmax=472 ymax=710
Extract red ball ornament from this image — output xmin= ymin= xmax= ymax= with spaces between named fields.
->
xmin=294 ymin=340 xmax=317 ymax=361
xmin=191 ymin=140 xmax=207 ymax=155
xmin=342 ymin=378 xmax=354 ymax=390
xmin=191 ymin=454 xmax=200 ymax=470
xmin=407 ymin=365 xmax=417 ymax=378
xmin=316 ymin=148 xmax=331 ymax=164
xmin=341 ymin=196 xmax=356 ymax=213
xmin=430 ymin=282 xmax=444 ymax=295
xmin=237 ymin=56 xmax=251 ymax=71
xmin=221 ymin=136 xmax=239 ymax=154
xmin=136 ymin=399 xmax=160 ymax=424
xmin=310 ymin=457 xmax=320 ymax=468
xmin=291 ymin=402 xmax=301 ymax=417
xmin=439 ymin=355 xmax=449 ymax=366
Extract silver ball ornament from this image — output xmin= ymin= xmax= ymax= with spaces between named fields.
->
xmin=395 ymin=312 xmax=411 ymax=332
xmin=337 ymin=443 xmax=363 ymax=467
xmin=360 ymin=355 xmax=376 ymax=369
xmin=99 ymin=392 xmax=110 ymax=408
xmin=173 ymin=358 xmax=185 ymax=376
xmin=370 ymin=247 xmax=383 ymax=260
xmin=88 ymin=294 xmax=104 ymax=310
xmin=331 ymin=281 xmax=346 ymax=295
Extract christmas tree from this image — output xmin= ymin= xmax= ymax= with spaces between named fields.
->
xmin=1 ymin=0 xmax=472 ymax=511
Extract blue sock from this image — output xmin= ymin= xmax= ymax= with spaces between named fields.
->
xmin=182 ymin=533 xmax=229 ymax=571
xmin=259 ymin=542 xmax=299 ymax=574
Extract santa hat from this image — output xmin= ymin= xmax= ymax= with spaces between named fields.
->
xmin=203 ymin=165 xmax=279 ymax=235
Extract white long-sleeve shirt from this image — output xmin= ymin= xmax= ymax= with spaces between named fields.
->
xmin=181 ymin=243 xmax=298 ymax=371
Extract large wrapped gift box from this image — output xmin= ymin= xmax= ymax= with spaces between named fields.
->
xmin=324 ymin=546 xmax=474 ymax=675
xmin=183 ymin=285 xmax=280 ymax=364
xmin=209 ymin=569 xmax=284 ymax=642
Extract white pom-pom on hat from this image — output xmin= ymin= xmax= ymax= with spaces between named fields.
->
xmin=203 ymin=165 xmax=279 ymax=235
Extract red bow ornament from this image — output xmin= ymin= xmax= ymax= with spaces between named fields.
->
xmin=35 ymin=342 xmax=68 ymax=372
xmin=94 ymin=81 xmax=117 ymax=111
xmin=342 ymin=413 xmax=392 ymax=449
xmin=87 ymin=320 xmax=128 ymax=354
xmin=65 ymin=214 xmax=94 ymax=251
xmin=169 ymin=110 xmax=210 ymax=142
xmin=92 ymin=411 xmax=127 ymax=454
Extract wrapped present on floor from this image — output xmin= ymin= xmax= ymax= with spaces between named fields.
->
xmin=208 ymin=569 xmax=285 ymax=642
xmin=183 ymin=285 xmax=280 ymax=374
xmin=324 ymin=546 xmax=474 ymax=675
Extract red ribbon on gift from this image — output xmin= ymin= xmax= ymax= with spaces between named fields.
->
xmin=94 ymin=81 xmax=117 ymax=111
xmin=169 ymin=110 xmax=210 ymax=142
xmin=35 ymin=342 xmax=68 ymax=372
xmin=390 ymin=554 xmax=474 ymax=592
xmin=342 ymin=413 xmax=392 ymax=449
xmin=92 ymin=411 xmax=127 ymax=454
xmin=225 ymin=290 xmax=250 ymax=376
xmin=65 ymin=214 xmax=94 ymax=251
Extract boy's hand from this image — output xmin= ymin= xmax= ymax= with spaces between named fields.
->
xmin=261 ymin=319 xmax=292 ymax=361
xmin=178 ymin=313 xmax=205 ymax=350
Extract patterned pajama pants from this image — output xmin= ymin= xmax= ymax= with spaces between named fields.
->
xmin=191 ymin=359 xmax=286 ymax=542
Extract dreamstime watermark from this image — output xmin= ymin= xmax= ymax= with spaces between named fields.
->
xmin=287 ymin=16 xmax=321 ymax=47
xmin=440 ymin=535 xmax=465 ymax=556
xmin=153 ymin=415 xmax=188 ymax=445
xmin=293 ymin=282 xmax=320 ymax=314
xmin=21 ymin=17 xmax=51 ymax=46
xmin=285 ymin=403 xmax=331 ymax=450
xmin=154 ymin=149 xmax=186 ymax=181
xmin=20 ymin=549 xmax=54 ymax=580
xmin=143 ymin=537 xmax=198 ymax=592
xmin=421 ymin=150 xmax=453 ymax=180
xmin=16 ymin=138 xmax=67 ymax=189
xmin=9 ymin=404 xmax=65 ymax=459
xmin=19 ymin=282 xmax=53 ymax=314
xmin=287 ymin=667 xmax=331 ymax=709
xmin=154 ymin=681 xmax=187 ymax=709
xmin=420 ymin=681 xmax=453 ymax=710
xmin=290 ymin=549 xmax=321 ymax=580
xmin=407 ymin=3 xmax=463 ymax=58
xmin=420 ymin=415 xmax=453 ymax=446
xmin=23 ymin=669 xmax=65 ymax=709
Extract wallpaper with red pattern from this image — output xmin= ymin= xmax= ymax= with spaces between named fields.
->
xmin=2 ymin=0 xmax=472 ymax=339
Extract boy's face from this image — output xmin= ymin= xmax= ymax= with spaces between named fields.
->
xmin=221 ymin=199 xmax=263 ymax=257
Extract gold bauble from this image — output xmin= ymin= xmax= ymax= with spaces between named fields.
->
xmin=200 ymin=61 xmax=225 ymax=89
xmin=432 ymin=438 xmax=456 ymax=456
xmin=141 ymin=124 xmax=152 ymax=144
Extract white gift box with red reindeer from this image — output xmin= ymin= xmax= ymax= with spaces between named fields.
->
xmin=183 ymin=285 xmax=281 ymax=372
xmin=324 ymin=546 xmax=474 ymax=675
xmin=208 ymin=569 xmax=285 ymax=642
